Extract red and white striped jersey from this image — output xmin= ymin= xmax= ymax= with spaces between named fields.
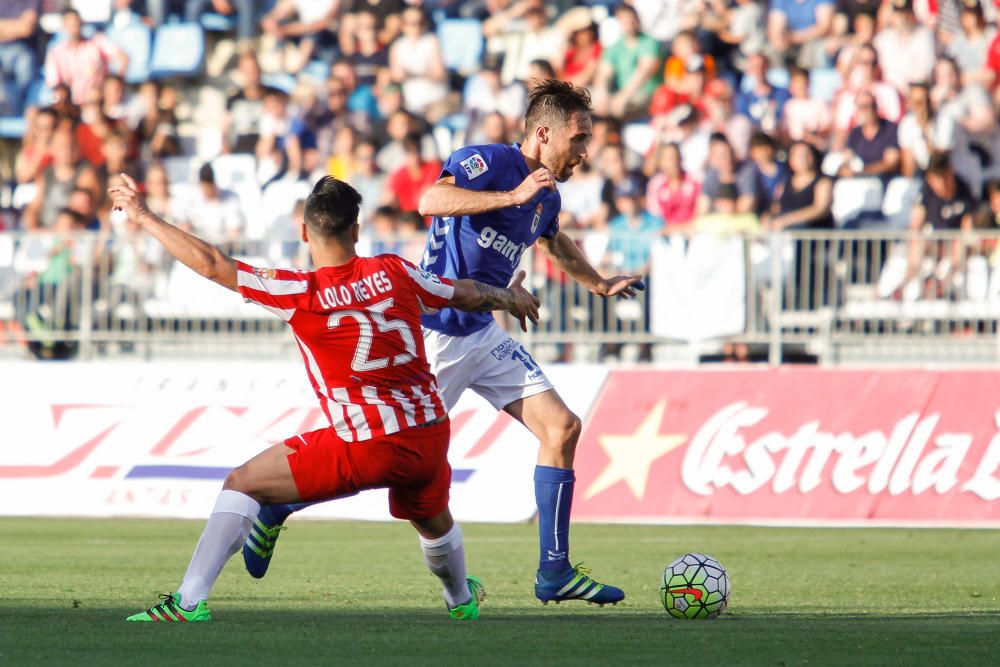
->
xmin=236 ymin=255 xmax=455 ymax=442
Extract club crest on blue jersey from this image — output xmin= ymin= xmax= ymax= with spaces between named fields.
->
xmin=531 ymin=203 xmax=543 ymax=234
xmin=460 ymin=154 xmax=489 ymax=180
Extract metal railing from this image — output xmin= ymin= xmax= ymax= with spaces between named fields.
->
xmin=4 ymin=229 xmax=1000 ymax=363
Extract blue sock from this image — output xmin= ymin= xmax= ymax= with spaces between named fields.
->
xmin=534 ymin=465 xmax=575 ymax=575
xmin=267 ymin=501 xmax=312 ymax=523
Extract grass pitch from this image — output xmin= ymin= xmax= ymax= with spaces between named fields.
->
xmin=1 ymin=519 xmax=999 ymax=666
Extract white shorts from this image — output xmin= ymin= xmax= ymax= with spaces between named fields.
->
xmin=422 ymin=320 xmax=554 ymax=412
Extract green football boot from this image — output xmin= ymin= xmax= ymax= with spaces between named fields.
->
xmin=449 ymin=575 xmax=486 ymax=620
xmin=126 ymin=593 xmax=211 ymax=622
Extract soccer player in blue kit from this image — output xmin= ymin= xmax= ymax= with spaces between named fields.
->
xmin=245 ymin=80 xmax=644 ymax=606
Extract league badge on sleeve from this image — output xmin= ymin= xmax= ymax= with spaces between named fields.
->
xmin=460 ymin=154 xmax=489 ymax=180
xmin=254 ymin=267 xmax=277 ymax=280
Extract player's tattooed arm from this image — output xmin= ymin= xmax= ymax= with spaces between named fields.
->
xmin=450 ymin=271 xmax=540 ymax=332
xmin=539 ymin=231 xmax=645 ymax=299
xmin=107 ymin=173 xmax=238 ymax=291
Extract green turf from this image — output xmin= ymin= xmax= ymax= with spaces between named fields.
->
xmin=1 ymin=518 xmax=999 ymax=666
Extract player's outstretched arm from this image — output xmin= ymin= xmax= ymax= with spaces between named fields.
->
xmin=450 ymin=270 xmax=541 ymax=332
xmin=538 ymin=231 xmax=645 ymax=299
xmin=417 ymin=169 xmax=557 ymax=218
xmin=108 ymin=173 xmax=238 ymax=291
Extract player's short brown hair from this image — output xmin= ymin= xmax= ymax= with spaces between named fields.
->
xmin=304 ymin=176 xmax=362 ymax=239
xmin=524 ymin=79 xmax=592 ymax=134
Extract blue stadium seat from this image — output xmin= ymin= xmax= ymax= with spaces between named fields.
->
xmin=149 ymin=23 xmax=205 ymax=79
xmin=809 ymin=68 xmax=842 ymax=102
xmin=437 ymin=19 xmax=484 ymax=74
xmin=200 ymin=12 xmax=237 ymax=32
xmin=0 ymin=117 xmax=27 ymax=139
xmin=261 ymin=73 xmax=296 ymax=95
xmin=107 ymin=24 xmax=152 ymax=85
xmin=766 ymin=68 xmax=790 ymax=90
xmin=24 ymin=76 xmax=52 ymax=109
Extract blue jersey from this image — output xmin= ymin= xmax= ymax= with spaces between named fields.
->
xmin=420 ymin=143 xmax=561 ymax=337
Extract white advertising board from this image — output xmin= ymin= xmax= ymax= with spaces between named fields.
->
xmin=0 ymin=362 xmax=608 ymax=523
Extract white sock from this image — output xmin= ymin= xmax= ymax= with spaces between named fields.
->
xmin=419 ymin=523 xmax=469 ymax=609
xmin=176 ymin=490 xmax=260 ymax=610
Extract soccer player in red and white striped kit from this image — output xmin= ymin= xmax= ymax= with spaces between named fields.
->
xmin=110 ymin=174 xmax=539 ymax=622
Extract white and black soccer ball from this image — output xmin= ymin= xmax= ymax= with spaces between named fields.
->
xmin=660 ymin=552 xmax=730 ymax=619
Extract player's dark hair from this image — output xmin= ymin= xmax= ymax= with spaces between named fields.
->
xmin=524 ymin=79 xmax=592 ymax=134
xmin=304 ymin=176 xmax=362 ymax=239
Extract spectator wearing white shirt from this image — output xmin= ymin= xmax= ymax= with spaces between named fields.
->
xmin=948 ymin=0 xmax=996 ymax=90
xmin=899 ymin=83 xmax=961 ymax=177
xmin=388 ymin=6 xmax=449 ymax=120
xmin=873 ymin=0 xmax=936 ymax=93
xmin=260 ymin=0 xmax=340 ymax=74
xmin=463 ymin=53 xmax=527 ymax=138
xmin=782 ymin=66 xmax=833 ymax=147
xmin=179 ymin=163 xmax=245 ymax=241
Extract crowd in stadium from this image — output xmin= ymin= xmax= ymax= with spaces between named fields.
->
xmin=5 ymin=0 xmax=1000 ymax=347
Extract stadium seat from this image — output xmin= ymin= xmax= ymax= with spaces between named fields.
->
xmin=301 ymin=59 xmax=331 ymax=82
xmin=12 ymin=182 xmax=37 ymax=210
xmin=881 ymin=177 xmax=920 ymax=230
xmin=831 ymin=177 xmax=884 ymax=228
xmin=149 ymin=23 xmax=205 ymax=79
xmin=598 ymin=15 xmax=621 ymax=47
xmin=259 ymin=180 xmax=311 ymax=238
xmin=623 ymin=123 xmax=656 ymax=158
xmin=766 ymin=68 xmax=790 ymax=90
xmin=200 ymin=12 xmax=236 ymax=32
xmin=0 ymin=117 xmax=27 ymax=139
xmin=71 ymin=0 xmax=113 ymax=24
xmin=162 ymin=156 xmax=196 ymax=185
xmin=261 ymin=73 xmax=297 ymax=96
xmin=437 ymin=19 xmax=484 ymax=74
xmin=211 ymin=154 xmax=258 ymax=190
xmin=809 ymin=68 xmax=842 ymax=102
xmin=24 ymin=76 xmax=53 ymax=109
xmin=106 ymin=24 xmax=152 ymax=85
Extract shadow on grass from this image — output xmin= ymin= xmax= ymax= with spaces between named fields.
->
xmin=3 ymin=606 xmax=1000 ymax=666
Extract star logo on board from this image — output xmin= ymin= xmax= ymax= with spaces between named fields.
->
xmin=584 ymin=401 xmax=687 ymax=501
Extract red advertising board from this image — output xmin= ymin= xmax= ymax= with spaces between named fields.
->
xmin=573 ymin=369 xmax=1000 ymax=525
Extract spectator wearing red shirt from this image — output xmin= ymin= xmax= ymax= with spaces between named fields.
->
xmin=646 ymin=142 xmax=700 ymax=230
xmin=385 ymin=134 xmax=441 ymax=218
xmin=561 ymin=22 xmax=602 ymax=88
xmin=15 ymin=107 xmax=57 ymax=185
xmin=649 ymin=54 xmax=711 ymax=119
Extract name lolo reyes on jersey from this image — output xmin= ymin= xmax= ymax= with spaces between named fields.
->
xmin=316 ymin=270 xmax=394 ymax=308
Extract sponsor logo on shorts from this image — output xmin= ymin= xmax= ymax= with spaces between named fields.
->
xmin=490 ymin=338 xmax=518 ymax=361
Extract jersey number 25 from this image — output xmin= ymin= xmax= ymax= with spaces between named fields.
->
xmin=328 ymin=298 xmax=417 ymax=371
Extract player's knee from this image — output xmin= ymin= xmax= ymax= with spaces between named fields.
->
xmin=542 ymin=412 xmax=581 ymax=451
xmin=223 ymin=465 xmax=251 ymax=493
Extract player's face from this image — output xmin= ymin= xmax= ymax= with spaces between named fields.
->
xmin=547 ymin=112 xmax=592 ymax=182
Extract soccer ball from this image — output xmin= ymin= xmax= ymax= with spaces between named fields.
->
xmin=660 ymin=553 xmax=730 ymax=619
